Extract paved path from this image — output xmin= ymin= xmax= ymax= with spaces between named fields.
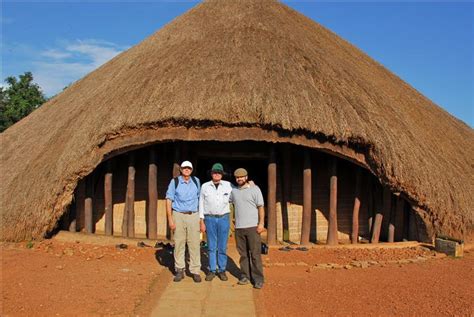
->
xmin=151 ymin=246 xmax=256 ymax=317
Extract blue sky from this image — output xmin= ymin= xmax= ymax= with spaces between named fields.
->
xmin=2 ymin=1 xmax=473 ymax=127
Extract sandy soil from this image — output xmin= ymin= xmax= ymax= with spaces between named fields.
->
xmin=2 ymin=239 xmax=473 ymax=316
xmin=259 ymin=247 xmax=474 ymax=316
xmin=1 ymin=240 xmax=168 ymax=316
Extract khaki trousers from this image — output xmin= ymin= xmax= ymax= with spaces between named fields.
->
xmin=173 ymin=211 xmax=201 ymax=274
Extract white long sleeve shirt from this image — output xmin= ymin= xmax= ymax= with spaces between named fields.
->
xmin=198 ymin=180 xmax=233 ymax=219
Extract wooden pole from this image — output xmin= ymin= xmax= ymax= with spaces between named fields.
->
xmin=381 ymin=187 xmax=392 ymax=241
xmin=68 ymin=203 xmax=77 ymax=232
xmin=394 ymin=196 xmax=405 ymax=241
xmin=148 ymin=146 xmax=158 ymax=240
xmin=370 ymin=184 xmax=383 ymax=243
xmin=172 ymin=143 xmax=181 ymax=178
xmin=281 ymin=144 xmax=291 ymax=241
xmin=168 ymin=143 xmax=181 ymax=240
xmin=126 ymin=153 xmax=136 ymax=238
xmin=327 ymin=158 xmax=338 ymax=245
xmin=300 ymin=150 xmax=312 ymax=246
xmin=75 ymin=179 xmax=86 ymax=231
xmin=351 ymin=168 xmax=361 ymax=244
xmin=408 ymin=206 xmax=419 ymax=241
xmin=104 ymin=161 xmax=113 ymax=236
xmin=267 ymin=146 xmax=277 ymax=246
xmin=367 ymin=176 xmax=374 ymax=238
xmin=371 ymin=214 xmax=383 ymax=243
xmin=387 ymin=194 xmax=396 ymax=242
xmin=84 ymin=175 xmax=94 ymax=234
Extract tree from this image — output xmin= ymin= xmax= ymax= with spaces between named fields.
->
xmin=0 ymin=72 xmax=47 ymax=132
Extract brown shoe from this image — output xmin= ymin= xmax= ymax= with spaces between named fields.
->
xmin=217 ymin=271 xmax=228 ymax=281
xmin=205 ymin=272 xmax=216 ymax=281
xmin=192 ymin=274 xmax=202 ymax=283
xmin=173 ymin=269 xmax=184 ymax=282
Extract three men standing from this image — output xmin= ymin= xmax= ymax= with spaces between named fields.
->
xmin=166 ymin=161 xmax=265 ymax=289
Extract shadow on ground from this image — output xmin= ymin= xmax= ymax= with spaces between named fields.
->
xmin=155 ymin=245 xmax=241 ymax=279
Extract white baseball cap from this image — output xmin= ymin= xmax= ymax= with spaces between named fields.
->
xmin=180 ymin=161 xmax=193 ymax=169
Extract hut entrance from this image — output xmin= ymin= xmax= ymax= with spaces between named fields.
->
xmin=60 ymin=141 xmax=429 ymax=245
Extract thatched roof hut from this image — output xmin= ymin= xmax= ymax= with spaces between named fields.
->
xmin=1 ymin=0 xmax=473 ymax=242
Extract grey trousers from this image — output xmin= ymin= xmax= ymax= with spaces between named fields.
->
xmin=172 ymin=211 xmax=201 ymax=274
xmin=235 ymin=227 xmax=264 ymax=284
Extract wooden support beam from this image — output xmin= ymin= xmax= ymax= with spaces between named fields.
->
xmin=126 ymin=153 xmax=136 ymax=238
xmin=75 ymin=179 xmax=86 ymax=232
xmin=371 ymin=214 xmax=383 ymax=243
xmin=351 ymin=168 xmax=361 ymax=244
xmin=168 ymin=143 xmax=181 ymax=240
xmin=367 ymin=176 xmax=374 ymax=238
xmin=172 ymin=143 xmax=181 ymax=178
xmin=394 ymin=196 xmax=405 ymax=241
xmin=370 ymin=183 xmax=383 ymax=243
xmin=300 ymin=150 xmax=312 ymax=246
xmin=267 ymin=146 xmax=277 ymax=246
xmin=381 ymin=187 xmax=392 ymax=241
xmin=148 ymin=146 xmax=158 ymax=240
xmin=281 ymin=144 xmax=291 ymax=241
xmin=104 ymin=161 xmax=113 ymax=236
xmin=84 ymin=175 xmax=94 ymax=234
xmin=327 ymin=158 xmax=338 ymax=245
xmin=387 ymin=194 xmax=396 ymax=242
xmin=68 ymin=204 xmax=77 ymax=232
xmin=408 ymin=206 xmax=419 ymax=241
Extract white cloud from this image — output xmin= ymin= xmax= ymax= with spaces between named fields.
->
xmin=32 ymin=39 xmax=127 ymax=96
xmin=41 ymin=49 xmax=73 ymax=60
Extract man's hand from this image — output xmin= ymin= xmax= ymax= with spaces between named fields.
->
xmin=168 ymin=219 xmax=176 ymax=231
xmin=200 ymin=221 xmax=206 ymax=233
xmin=256 ymin=224 xmax=265 ymax=234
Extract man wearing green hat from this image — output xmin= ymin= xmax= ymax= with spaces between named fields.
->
xmin=199 ymin=163 xmax=233 ymax=281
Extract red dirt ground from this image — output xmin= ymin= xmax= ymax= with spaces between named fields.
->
xmin=259 ymin=247 xmax=474 ymax=316
xmin=2 ymin=239 xmax=473 ymax=316
xmin=1 ymin=240 xmax=167 ymax=316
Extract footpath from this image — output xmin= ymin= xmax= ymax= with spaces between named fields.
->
xmin=150 ymin=245 xmax=256 ymax=317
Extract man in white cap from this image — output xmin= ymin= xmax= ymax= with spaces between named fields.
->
xmin=166 ymin=160 xmax=203 ymax=283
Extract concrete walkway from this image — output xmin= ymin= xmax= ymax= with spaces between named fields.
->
xmin=151 ymin=247 xmax=256 ymax=317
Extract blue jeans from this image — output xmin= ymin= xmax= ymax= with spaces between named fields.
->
xmin=204 ymin=213 xmax=230 ymax=273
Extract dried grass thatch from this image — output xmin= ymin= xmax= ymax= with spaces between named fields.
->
xmin=1 ymin=0 xmax=473 ymax=241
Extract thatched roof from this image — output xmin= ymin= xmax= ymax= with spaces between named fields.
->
xmin=1 ymin=0 xmax=473 ymax=241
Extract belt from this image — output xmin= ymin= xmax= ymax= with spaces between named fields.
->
xmin=205 ymin=213 xmax=229 ymax=218
xmin=174 ymin=211 xmax=197 ymax=215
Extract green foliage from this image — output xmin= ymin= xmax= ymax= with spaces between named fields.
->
xmin=26 ymin=241 xmax=34 ymax=249
xmin=0 ymin=72 xmax=47 ymax=132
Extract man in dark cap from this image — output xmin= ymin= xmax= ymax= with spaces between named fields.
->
xmin=199 ymin=163 xmax=233 ymax=282
xmin=231 ymin=168 xmax=265 ymax=289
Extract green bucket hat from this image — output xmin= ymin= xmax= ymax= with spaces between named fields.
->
xmin=211 ymin=163 xmax=224 ymax=173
